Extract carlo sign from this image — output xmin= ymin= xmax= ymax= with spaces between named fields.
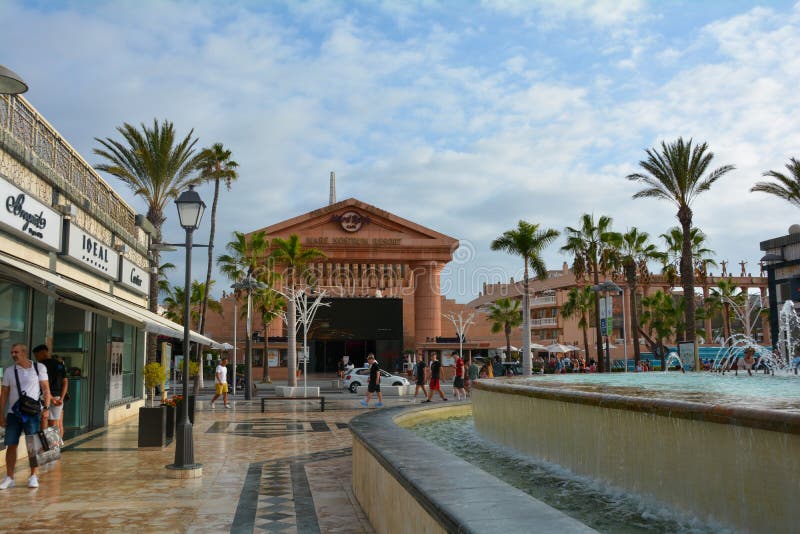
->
xmin=0 ymin=177 xmax=61 ymax=251
xmin=64 ymin=223 xmax=120 ymax=279
xmin=119 ymin=257 xmax=150 ymax=296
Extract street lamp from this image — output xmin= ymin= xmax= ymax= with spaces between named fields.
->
xmin=169 ymin=184 xmax=205 ymax=473
xmin=591 ymin=281 xmax=623 ymax=373
xmin=0 ymin=65 xmax=28 ymax=95
xmin=232 ymin=275 xmax=266 ymax=400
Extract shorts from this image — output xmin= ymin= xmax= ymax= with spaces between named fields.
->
xmin=49 ymin=396 xmax=64 ymax=421
xmin=4 ymin=412 xmax=40 ymax=446
xmin=215 ymin=383 xmax=229 ymax=394
xmin=416 ymin=378 xmax=426 ymax=387
xmin=453 ymin=376 xmax=464 ymax=388
xmin=429 ymin=378 xmax=440 ymax=390
xmin=368 ymin=383 xmax=380 ymax=393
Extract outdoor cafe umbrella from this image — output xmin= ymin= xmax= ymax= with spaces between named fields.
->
xmin=530 ymin=343 xmax=548 ymax=351
xmin=545 ymin=343 xmax=574 ymax=353
xmin=496 ymin=345 xmax=520 ymax=352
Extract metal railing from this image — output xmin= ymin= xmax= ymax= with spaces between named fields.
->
xmin=530 ymin=295 xmax=556 ymax=306
xmin=530 ymin=317 xmax=558 ymax=327
xmin=0 ymin=95 xmax=136 ymax=236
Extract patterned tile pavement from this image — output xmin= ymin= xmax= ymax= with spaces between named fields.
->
xmin=0 ymin=393 xmax=391 ymax=533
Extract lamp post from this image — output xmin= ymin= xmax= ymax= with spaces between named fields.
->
xmin=591 ymin=281 xmax=623 ymax=372
xmin=169 ymin=184 xmax=205 ymax=472
xmin=0 ymin=65 xmax=28 ymax=94
xmin=232 ymin=275 xmax=266 ymax=400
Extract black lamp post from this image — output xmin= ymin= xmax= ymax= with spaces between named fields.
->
xmin=170 ymin=184 xmax=205 ymax=471
xmin=592 ymin=281 xmax=622 ymax=372
xmin=232 ymin=275 xmax=267 ymax=400
xmin=0 ymin=65 xmax=28 ymax=95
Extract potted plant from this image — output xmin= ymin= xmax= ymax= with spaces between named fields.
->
xmin=161 ymin=396 xmax=178 ymax=442
xmin=138 ymin=362 xmax=168 ymax=447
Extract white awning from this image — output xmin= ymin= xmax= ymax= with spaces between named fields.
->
xmin=0 ymin=252 xmax=224 ymax=349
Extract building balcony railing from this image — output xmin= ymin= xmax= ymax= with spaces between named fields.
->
xmin=0 ymin=95 xmax=136 ymax=236
xmin=530 ymin=317 xmax=558 ymax=327
xmin=530 ymin=295 xmax=556 ymax=306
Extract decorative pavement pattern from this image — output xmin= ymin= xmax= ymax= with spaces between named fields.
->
xmin=0 ymin=394 xmax=381 ymax=533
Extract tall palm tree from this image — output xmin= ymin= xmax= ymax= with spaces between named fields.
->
xmin=196 ymin=143 xmax=239 ymax=348
xmin=560 ymin=214 xmax=616 ymax=372
xmin=705 ymin=279 xmax=744 ymax=346
xmin=751 ymin=157 xmax=800 ymax=206
xmin=162 ymin=280 xmax=222 ymax=329
xmin=487 ymin=298 xmax=523 ymax=362
xmin=627 ymin=137 xmax=734 ymax=346
xmin=491 ymin=221 xmax=560 ymax=376
xmin=560 ymin=286 xmax=595 ymax=362
xmin=158 ymin=262 xmax=175 ymax=298
xmin=94 ymin=119 xmax=202 ymax=361
xmin=640 ymin=290 xmax=680 ymax=370
xmin=660 ymin=227 xmax=717 ymax=286
xmin=252 ymin=286 xmax=285 ymax=383
xmin=607 ymin=228 xmax=664 ymax=366
xmin=270 ymin=234 xmax=326 ymax=387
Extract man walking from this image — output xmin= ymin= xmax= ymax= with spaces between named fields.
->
xmin=413 ymin=354 xmax=428 ymax=400
xmin=0 ymin=343 xmax=51 ymax=489
xmin=453 ymin=352 xmax=466 ymax=400
xmin=210 ymin=357 xmax=230 ymax=409
xmin=360 ymin=354 xmax=384 ymax=408
xmin=33 ymin=345 xmax=68 ymax=439
xmin=423 ymin=352 xmax=447 ymax=403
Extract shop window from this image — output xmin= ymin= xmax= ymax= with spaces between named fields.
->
xmin=0 ymin=282 xmax=29 ymax=370
xmin=111 ymin=320 xmax=138 ymax=400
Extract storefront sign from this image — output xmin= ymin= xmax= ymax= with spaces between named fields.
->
xmin=0 ymin=177 xmax=61 ymax=251
xmin=119 ymin=257 xmax=150 ymax=296
xmin=64 ymin=223 xmax=120 ymax=279
xmin=304 ymin=236 xmax=402 ymax=246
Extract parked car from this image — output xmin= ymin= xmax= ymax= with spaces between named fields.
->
xmin=344 ymin=368 xmax=410 ymax=393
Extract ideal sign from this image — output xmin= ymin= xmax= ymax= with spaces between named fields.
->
xmin=119 ymin=257 xmax=150 ymax=296
xmin=64 ymin=222 xmax=120 ymax=279
xmin=0 ymin=176 xmax=61 ymax=251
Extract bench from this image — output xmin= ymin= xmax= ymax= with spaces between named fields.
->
xmin=260 ymin=396 xmax=326 ymax=412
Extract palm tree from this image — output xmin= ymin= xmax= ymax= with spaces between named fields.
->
xmin=196 ymin=143 xmax=239 ymax=348
xmin=94 ymin=119 xmax=202 ymax=361
xmin=705 ymin=279 xmax=744 ymax=345
xmin=491 ymin=221 xmax=560 ymax=376
xmin=157 ymin=262 xmax=175 ymax=298
xmin=560 ymin=214 xmax=616 ymax=372
xmin=660 ymin=227 xmax=717 ymax=286
xmin=607 ymin=228 xmax=663 ymax=366
xmin=162 ymin=280 xmax=222 ymax=329
xmin=252 ymin=286 xmax=285 ymax=383
xmin=487 ymin=298 xmax=523 ymax=362
xmin=751 ymin=157 xmax=800 ymax=206
xmin=560 ymin=286 xmax=595 ymax=362
xmin=640 ymin=290 xmax=680 ymax=370
xmin=627 ymin=137 xmax=734 ymax=346
xmin=270 ymin=235 xmax=326 ymax=387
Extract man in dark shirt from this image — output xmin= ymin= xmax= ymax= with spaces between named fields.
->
xmin=423 ymin=352 xmax=447 ymax=403
xmin=33 ymin=345 xmax=67 ymax=439
xmin=413 ymin=354 xmax=428 ymax=400
xmin=360 ymin=354 xmax=384 ymax=408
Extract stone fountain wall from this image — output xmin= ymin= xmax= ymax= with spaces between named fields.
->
xmin=472 ymin=380 xmax=800 ymax=533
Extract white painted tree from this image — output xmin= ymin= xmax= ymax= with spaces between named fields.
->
xmin=277 ymin=287 xmax=330 ymax=395
xmin=442 ymin=310 xmax=477 ymax=361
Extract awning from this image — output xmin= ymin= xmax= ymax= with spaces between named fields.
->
xmin=0 ymin=252 xmax=225 ymax=349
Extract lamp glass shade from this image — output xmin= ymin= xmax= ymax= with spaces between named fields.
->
xmin=175 ymin=186 xmax=206 ymax=229
xmin=0 ymin=65 xmax=28 ymax=95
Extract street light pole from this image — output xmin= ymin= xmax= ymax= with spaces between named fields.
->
xmin=169 ymin=185 xmax=205 ymax=473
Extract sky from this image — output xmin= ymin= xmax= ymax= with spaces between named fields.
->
xmin=3 ymin=0 xmax=800 ymax=303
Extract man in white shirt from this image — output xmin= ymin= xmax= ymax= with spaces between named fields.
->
xmin=210 ymin=357 xmax=230 ymax=409
xmin=0 ymin=343 xmax=51 ymax=489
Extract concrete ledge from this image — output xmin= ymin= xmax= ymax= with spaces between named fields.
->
xmin=354 ymin=384 xmax=452 ymax=396
xmin=350 ymin=404 xmax=596 ymax=534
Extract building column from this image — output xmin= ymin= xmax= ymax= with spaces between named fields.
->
xmin=413 ymin=261 xmax=443 ymax=347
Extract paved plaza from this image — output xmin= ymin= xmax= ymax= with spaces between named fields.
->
xmin=0 ymin=390 xmax=402 ymax=533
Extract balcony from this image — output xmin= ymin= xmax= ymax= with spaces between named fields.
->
xmin=530 ymin=295 xmax=556 ymax=306
xmin=530 ymin=317 xmax=558 ymax=327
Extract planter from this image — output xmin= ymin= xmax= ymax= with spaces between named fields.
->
xmin=163 ymin=404 xmax=175 ymax=441
xmin=138 ymin=406 xmax=167 ymax=448
xmin=175 ymin=396 xmax=196 ymax=425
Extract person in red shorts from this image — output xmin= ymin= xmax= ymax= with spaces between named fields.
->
xmin=423 ymin=352 xmax=447 ymax=403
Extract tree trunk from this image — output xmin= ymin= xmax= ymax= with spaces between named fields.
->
xmin=522 ymin=262 xmax=532 ymax=376
xmin=581 ymin=313 xmax=590 ymax=362
xmin=147 ymin=208 xmax=165 ymax=363
xmin=627 ymin=267 xmax=641 ymax=366
xmin=679 ymin=210 xmax=696 ymax=343
xmin=262 ymin=321 xmax=271 ymax=383
xmin=287 ymin=295 xmax=297 ymax=387
xmin=505 ymin=324 xmax=512 ymax=363
xmin=593 ymin=261 xmax=604 ymax=372
xmin=723 ymin=303 xmax=731 ymax=346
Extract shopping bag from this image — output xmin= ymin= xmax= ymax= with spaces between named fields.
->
xmin=26 ymin=429 xmax=61 ymax=468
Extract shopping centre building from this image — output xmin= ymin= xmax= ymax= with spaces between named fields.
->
xmin=0 ymin=94 xmax=220 ymax=440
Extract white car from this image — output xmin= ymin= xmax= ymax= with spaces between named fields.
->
xmin=344 ymin=367 xmax=410 ymax=393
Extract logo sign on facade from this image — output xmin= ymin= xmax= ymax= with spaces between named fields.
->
xmin=0 ymin=176 xmax=61 ymax=251
xmin=64 ymin=223 xmax=120 ymax=279
xmin=119 ymin=257 xmax=150 ymax=296
xmin=333 ymin=210 xmax=366 ymax=232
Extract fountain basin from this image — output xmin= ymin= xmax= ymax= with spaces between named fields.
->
xmin=472 ymin=376 xmax=800 ymax=533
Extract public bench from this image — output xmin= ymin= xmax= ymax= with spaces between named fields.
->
xmin=260 ymin=396 xmax=326 ymax=412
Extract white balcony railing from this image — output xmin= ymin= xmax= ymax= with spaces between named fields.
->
xmin=530 ymin=317 xmax=557 ymax=327
xmin=530 ymin=295 xmax=556 ymax=306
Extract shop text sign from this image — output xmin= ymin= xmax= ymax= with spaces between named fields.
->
xmin=119 ymin=257 xmax=150 ymax=296
xmin=65 ymin=223 xmax=120 ymax=279
xmin=0 ymin=177 xmax=61 ymax=251
xmin=305 ymin=236 xmax=402 ymax=246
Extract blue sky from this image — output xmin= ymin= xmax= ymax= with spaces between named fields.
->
xmin=3 ymin=0 xmax=800 ymax=301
